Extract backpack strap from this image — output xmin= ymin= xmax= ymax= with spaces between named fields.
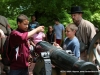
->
xmin=0 ymin=23 xmax=6 ymax=28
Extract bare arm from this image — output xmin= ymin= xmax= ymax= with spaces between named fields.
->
xmin=30 ymin=41 xmax=36 ymax=47
xmin=27 ymin=26 xmax=44 ymax=38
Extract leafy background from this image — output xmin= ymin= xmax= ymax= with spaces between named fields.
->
xmin=0 ymin=0 xmax=100 ymax=30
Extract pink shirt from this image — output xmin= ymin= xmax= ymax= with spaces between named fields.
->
xmin=33 ymin=32 xmax=45 ymax=45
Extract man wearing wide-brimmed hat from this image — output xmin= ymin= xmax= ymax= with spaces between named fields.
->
xmin=69 ymin=6 xmax=96 ymax=62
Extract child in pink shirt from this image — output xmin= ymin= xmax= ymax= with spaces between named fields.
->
xmin=32 ymin=32 xmax=45 ymax=45
xmin=28 ymin=31 xmax=45 ymax=75
xmin=30 ymin=31 xmax=45 ymax=55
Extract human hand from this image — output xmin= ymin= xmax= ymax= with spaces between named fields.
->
xmin=53 ymin=42 xmax=59 ymax=46
xmin=36 ymin=26 xmax=44 ymax=32
xmin=53 ymin=42 xmax=62 ymax=49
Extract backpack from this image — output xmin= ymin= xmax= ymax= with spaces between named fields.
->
xmin=0 ymin=15 xmax=11 ymax=54
xmin=0 ymin=16 xmax=12 ymax=66
xmin=1 ymin=35 xmax=11 ymax=66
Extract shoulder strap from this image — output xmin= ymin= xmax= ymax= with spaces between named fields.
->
xmin=0 ymin=23 xmax=6 ymax=28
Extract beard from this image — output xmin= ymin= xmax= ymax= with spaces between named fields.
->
xmin=72 ymin=19 xmax=80 ymax=26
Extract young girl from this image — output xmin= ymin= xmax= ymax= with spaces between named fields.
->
xmin=46 ymin=26 xmax=56 ymax=44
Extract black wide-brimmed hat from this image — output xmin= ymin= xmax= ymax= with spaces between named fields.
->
xmin=69 ymin=6 xmax=84 ymax=14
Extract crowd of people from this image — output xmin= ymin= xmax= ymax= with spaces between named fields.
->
xmin=0 ymin=6 xmax=99 ymax=75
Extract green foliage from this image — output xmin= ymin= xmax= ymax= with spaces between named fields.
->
xmin=91 ymin=13 xmax=100 ymax=28
xmin=0 ymin=0 xmax=100 ymax=30
xmin=8 ymin=18 xmax=17 ymax=30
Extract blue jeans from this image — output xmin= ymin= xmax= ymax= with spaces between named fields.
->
xmin=9 ymin=68 xmax=28 ymax=75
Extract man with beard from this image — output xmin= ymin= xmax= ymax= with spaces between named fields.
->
xmin=69 ymin=6 xmax=96 ymax=62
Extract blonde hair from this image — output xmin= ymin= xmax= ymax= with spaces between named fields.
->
xmin=66 ymin=23 xmax=78 ymax=31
